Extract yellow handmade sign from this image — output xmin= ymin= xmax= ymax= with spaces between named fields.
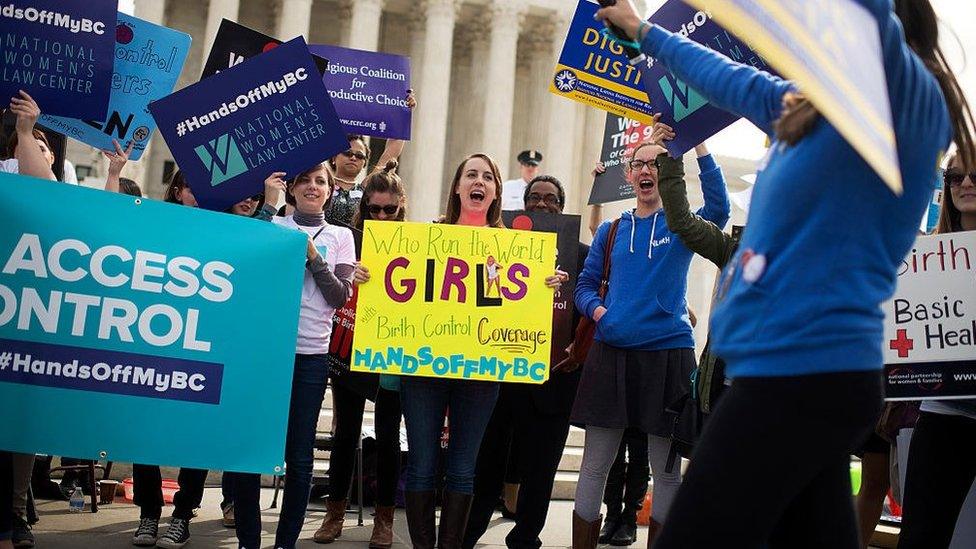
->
xmin=351 ymin=221 xmax=557 ymax=384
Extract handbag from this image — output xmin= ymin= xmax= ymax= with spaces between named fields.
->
xmin=559 ymin=219 xmax=621 ymax=369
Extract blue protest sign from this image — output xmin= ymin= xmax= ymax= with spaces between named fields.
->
xmin=149 ymin=37 xmax=348 ymax=211
xmin=0 ymin=173 xmax=307 ymax=474
xmin=550 ymin=0 xmax=654 ymax=124
xmin=641 ymin=0 xmax=772 ymax=157
xmin=38 ymin=13 xmax=191 ymax=161
xmin=0 ymin=0 xmax=117 ymax=119
xmin=684 ymin=0 xmax=901 ymax=193
xmin=307 ymin=44 xmax=412 ymax=140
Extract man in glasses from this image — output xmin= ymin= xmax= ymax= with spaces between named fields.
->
xmin=501 ymin=150 xmax=544 ymax=211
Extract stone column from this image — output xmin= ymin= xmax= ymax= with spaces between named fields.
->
xmin=276 ymin=0 xmax=313 ymax=41
xmin=408 ymin=0 xmax=460 ymax=223
xmin=524 ymin=22 xmax=555 ymax=159
xmin=478 ymin=0 xmax=525 ymax=176
xmin=397 ymin=13 xmax=427 ymax=191
xmin=203 ymin=0 xmax=240 ymax=57
xmin=344 ymin=0 xmax=385 ymax=51
xmin=133 ymin=0 xmax=166 ymax=24
xmin=545 ymin=12 xmax=580 ymax=209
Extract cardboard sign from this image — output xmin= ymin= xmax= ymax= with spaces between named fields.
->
xmin=308 ymin=44 xmax=412 ymax=140
xmin=641 ymin=0 xmax=771 ymax=157
xmin=589 ymin=113 xmax=650 ymax=205
xmin=550 ymin=0 xmax=654 ymax=124
xmin=0 ymin=0 xmax=117 ymax=119
xmin=684 ymin=0 xmax=902 ymax=193
xmin=502 ymin=211 xmax=581 ymax=368
xmin=39 ymin=13 xmax=191 ymax=161
xmin=0 ymin=173 xmax=307 ymax=474
xmin=149 ymin=37 xmax=348 ymax=212
xmin=352 ymin=221 xmax=557 ymax=384
xmin=883 ymin=232 xmax=976 ymax=400
xmin=200 ymin=19 xmax=328 ymax=79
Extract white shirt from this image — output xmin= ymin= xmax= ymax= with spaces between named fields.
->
xmin=0 ymin=159 xmax=17 ymax=174
xmin=501 ymin=178 xmax=529 ymax=211
xmin=273 ymin=216 xmax=356 ymax=354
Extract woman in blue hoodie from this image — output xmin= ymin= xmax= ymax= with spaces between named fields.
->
xmin=572 ymin=139 xmax=729 ymax=547
xmin=595 ymin=1 xmax=974 ymax=547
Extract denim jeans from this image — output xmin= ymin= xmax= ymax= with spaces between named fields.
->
xmin=231 ymin=354 xmax=329 ymax=549
xmin=400 ymin=377 xmax=499 ymax=494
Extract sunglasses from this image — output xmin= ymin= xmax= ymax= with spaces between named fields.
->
xmin=944 ymin=171 xmax=976 ymax=187
xmin=368 ymin=204 xmax=400 ymax=216
xmin=342 ymin=150 xmax=367 ymax=161
xmin=246 ymin=193 xmax=264 ymax=202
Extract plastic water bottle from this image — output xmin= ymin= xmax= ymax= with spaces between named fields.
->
xmin=68 ymin=487 xmax=85 ymax=512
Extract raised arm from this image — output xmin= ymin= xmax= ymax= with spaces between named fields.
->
xmin=657 ymin=151 xmax=732 ymax=269
xmin=103 ymin=140 xmax=134 ymax=193
xmin=694 ymin=145 xmax=731 ymax=228
xmin=595 ymin=1 xmax=793 ymax=134
xmin=9 ymin=91 xmax=55 ymax=181
xmin=371 ymin=89 xmax=417 ymax=174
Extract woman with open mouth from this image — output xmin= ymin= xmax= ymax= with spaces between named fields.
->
xmin=398 ymin=154 xmax=566 ymax=549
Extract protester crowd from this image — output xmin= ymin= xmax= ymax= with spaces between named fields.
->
xmin=2 ymin=0 xmax=976 ymax=548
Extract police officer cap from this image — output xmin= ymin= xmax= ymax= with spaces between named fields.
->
xmin=517 ymin=150 xmax=543 ymax=166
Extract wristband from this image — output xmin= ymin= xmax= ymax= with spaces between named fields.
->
xmin=637 ymin=21 xmax=652 ymax=43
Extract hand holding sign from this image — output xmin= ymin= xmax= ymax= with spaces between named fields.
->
xmin=9 ymin=90 xmax=41 ymax=134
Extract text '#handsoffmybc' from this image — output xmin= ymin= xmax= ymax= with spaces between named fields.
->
xmin=0 ymin=233 xmax=235 ymax=402
xmin=0 ymin=338 xmax=223 ymax=404
xmin=354 ymin=346 xmax=548 ymax=382
xmin=175 ymin=68 xmax=309 ymax=136
xmin=0 ymin=4 xmax=106 ymax=35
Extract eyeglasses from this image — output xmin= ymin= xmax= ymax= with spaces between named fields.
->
xmin=944 ymin=171 xmax=976 ymax=187
xmin=526 ymin=193 xmax=561 ymax=207
xmin=628 ymin=159 xmax=661 ymax=172
xmin=368 ymin=204 xmax=400 ymax=216
xmin=246 ymin=193 xmax=264 ymax=202
xmin=342 ymin=150 xmax=367 ymax=161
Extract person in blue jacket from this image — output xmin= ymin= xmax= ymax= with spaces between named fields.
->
xmin=571 ymin=137 xmax=729 ymax=547
xmin=594 ymin=0 xmax=975 ymax=547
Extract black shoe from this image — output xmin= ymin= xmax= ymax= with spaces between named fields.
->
xmin=598 ymin=517 xmax=620 ymax=545
xmin=156 ymin=518 xmax=190 ymax=549
xmin=609 ymin=522 xmax=637 ymax=546
xmin=131 ymin=517 xmax=159 ymax=547
xmin=12 ymin=516 xmax=35 ymax=548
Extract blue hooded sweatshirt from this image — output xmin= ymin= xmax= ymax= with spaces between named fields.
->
xmin=640 ymin=0 xmax=951 ymax=377
xmin=576 ymin=155 xmax=730 ymax=350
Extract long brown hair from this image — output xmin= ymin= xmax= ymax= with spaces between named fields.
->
xmin=443 ymin=153 xmax=504 ymax=227
xmin=775 ymin=0 xmax=976 ymax=173
xmin=285 ymin=162 xmax=335 ymax=208
xmin=354 ymin=159 xmax=407 ymax=232
xmin=5 ymin=128 xmax=51 ymax=158
xmin=935 ymin=152 xmax=962 ymax=234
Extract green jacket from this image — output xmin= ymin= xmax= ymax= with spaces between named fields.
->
xmin=657 ymin=153 xmax=739 ymax=413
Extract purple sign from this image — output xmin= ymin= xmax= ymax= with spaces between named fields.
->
xmin=149 ymin=37 xmax=348 ymax=212
xmin=308 ymin=44 xmax=411 ymax=140
xmin=0 ymin=0 xmax=117 ymax=119
xmin=0 ymin=338 xmax=224 ymax=405
xmin=641 ymin=0 xmax=773 ymax=157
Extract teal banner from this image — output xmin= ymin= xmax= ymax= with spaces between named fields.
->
xmin=0 ymin=174 xmax=307 ymax=474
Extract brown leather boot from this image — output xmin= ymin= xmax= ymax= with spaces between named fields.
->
xmin=369 ymin=505 xmax=395 ymax=549
xmin=572 ymin=511 xmax=602 ymax=549
xmin=646 ymin=518 xmax=662 ymax=548
xmin=405 ymin=491 xmax=436 ymax=549
xmin=313 ymin=499 xmax=347 ymax=544
xmin=436 ymin=491 xmax=473 ymax=549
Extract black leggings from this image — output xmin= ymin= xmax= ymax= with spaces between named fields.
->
xmin=898 ymin=411 xmax=976 ymax=549
xmin=656 ymin=371 xmax=882 ymax=549
xmin=328 ymin=384 xmax=403 ymax=507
